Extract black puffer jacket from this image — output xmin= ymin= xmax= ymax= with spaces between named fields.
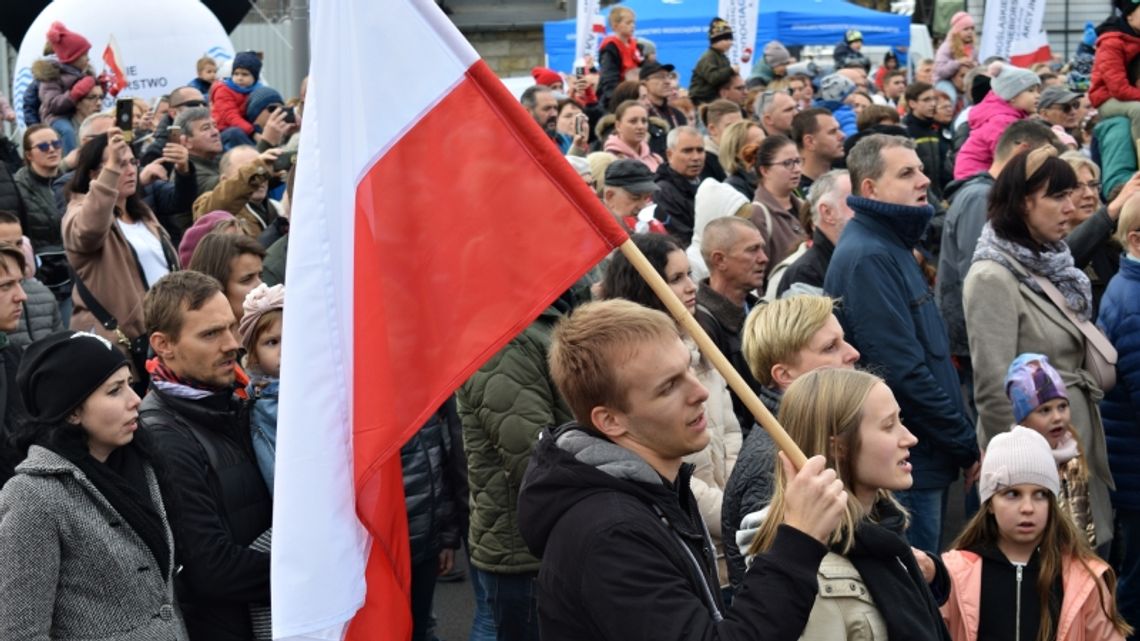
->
xmin=721 ymin=386 xmax=782 ymax=591
xmin=140 ymin=385 xmax=272 ymax=641
xmin=8 ymin=278 xmax=63 ymax=349
xmin=0 ymin=162 xmax=27 ymax=229
xmin=518 ymin=423 xmax=828 ymax=641
xmin=400 ymin=399 xmax=465 ymax=564
xmin=13 ymin=166 xmax=61 ymax=250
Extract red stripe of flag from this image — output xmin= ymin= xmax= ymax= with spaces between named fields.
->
xmin=346 ymin=58 xmax=627 ymax=639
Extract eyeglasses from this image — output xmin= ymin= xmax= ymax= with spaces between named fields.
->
xmin=108 ymin=158 xmax=140 ymax=170
xmin=172 ymin=100 xmax=206 ymax=109
xmin=1075 ymin=180 xmax=1101 ymax=191
xmin=766 ymin=157 xmax=803 ymax=170
xmin=32 ymin=140 xmax=63 ymax=153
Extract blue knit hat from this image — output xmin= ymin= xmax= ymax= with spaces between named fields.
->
xmin=246 ymin=86 xmax=284 ymax=121
xmin=233 ymin=51 xmax=263 ymax=83
xmin=1004 ymin=353 xmax=1068 ymax=423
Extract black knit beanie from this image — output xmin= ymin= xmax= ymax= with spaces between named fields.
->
xmin=17 ymin=331 xmax=129 ymax=422
xmin=1116 ymin=0 xmax=1140 ymax=17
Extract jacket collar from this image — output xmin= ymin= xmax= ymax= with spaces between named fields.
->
xmin=754 ymin=182 xmax=801 ymax=215
xmin=903 ymin=112 xmax=939 ymax=132
xmin=812 ymin=227 xmax=836 ymax=259
xmin=16 ymin=444 xmax=82 ymax=476
xmin=555 ymin=426 xmax=672 ymax=486
xmin=147 ymin=382 xmax=245 ymax=433
xmin=847 ymin=195 xmax=934 ymax=249
xmin=550 ymin=424 xmax=701 ymax=534
xmin=1120 ymin=253 xmax=1140 ymax=279
xmin=656 ymin=163 xmax=699 ymax=193
xmin=697 ymin=278 xmax=753 ymax=331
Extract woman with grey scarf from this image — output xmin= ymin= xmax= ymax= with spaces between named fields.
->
xmin=963 ymin=145 xmax=1115 ymax=550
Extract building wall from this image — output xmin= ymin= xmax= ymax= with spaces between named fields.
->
xmin=463 ymin=28 xmax=546 ymax=76
xmin=229 ymin=20 xmax=303 ymax=101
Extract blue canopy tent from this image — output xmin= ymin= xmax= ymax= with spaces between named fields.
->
xmin=543 ymin=0 xmax=910 ymax=88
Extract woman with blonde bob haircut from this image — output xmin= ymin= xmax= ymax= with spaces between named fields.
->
xmin=721 ymin=294 xmax=859 ymax=592
xmin=747 ymin=368 xmax=951 ymax=641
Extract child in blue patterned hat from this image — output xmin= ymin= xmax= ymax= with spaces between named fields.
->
xmin=1004 ymin=352 xmax=1095 ymax=544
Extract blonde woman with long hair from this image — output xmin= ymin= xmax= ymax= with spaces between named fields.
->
xmin=748 ymin=368 xmax=951 ymax=641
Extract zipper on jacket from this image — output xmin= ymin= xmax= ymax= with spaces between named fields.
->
xmin=1015 ymin=562 xmax=1024 ymax=641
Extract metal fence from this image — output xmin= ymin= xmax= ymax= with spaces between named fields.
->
xmin=231 ymin=19 xmax=305 ymax=102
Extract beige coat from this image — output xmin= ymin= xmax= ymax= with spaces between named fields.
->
xmin=963 ymin=258 xmax=1114 ymax=547
xmin=799 ymin=552 xmax=888 ymax=640
xmin=63 ymin=167 xmax=175 ymax=345
xmin=682 ymin=335 xmax=742 ymax=586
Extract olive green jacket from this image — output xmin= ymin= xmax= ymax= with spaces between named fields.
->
xmin=458 ymin=307 xmax=572 ymax=573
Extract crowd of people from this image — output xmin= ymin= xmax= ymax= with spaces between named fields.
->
xmin=1 ymin=2 xmax=1140 ymax=641
xmin=496 ymin=1 xmax=1140 ymax=640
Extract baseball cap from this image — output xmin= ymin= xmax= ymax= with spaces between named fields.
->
xmin=639 ymin=61 xmax=676 ymax=81
xmin=1038 ymin=85 xmax=1080 ymax=110
xmin=605 ymin=160 xmax=659 ymax=194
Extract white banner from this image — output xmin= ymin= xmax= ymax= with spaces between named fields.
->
xmin=978 ymin=0 xmax=1050 ymax=67
xmin=718 ymin=0 xmax=760 ymax=69
xmin=575 ymin=0 xmax=602 ymax=68
xmin=13 ymin=0 xmax=234 ymax=127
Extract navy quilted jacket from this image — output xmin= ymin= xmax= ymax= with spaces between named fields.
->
xmin=1098 ymin=256 xmax=1140 ymax=510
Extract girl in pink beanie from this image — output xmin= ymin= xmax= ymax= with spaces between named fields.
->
xmin=241 ymin=283 xmax=285 ymax=493
xmin=934 ymin=12 xmax=978 ymax=83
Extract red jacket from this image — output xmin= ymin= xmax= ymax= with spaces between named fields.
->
xmin=940 ymin=549 xmax=1124 ymax=641
xmin=1089 ymin=28 xmax=1140 ymax=108
xmin=210 ymin=82 xmax=254 ymax=135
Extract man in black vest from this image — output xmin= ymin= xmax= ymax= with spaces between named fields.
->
xmin=139 ymin=270 xmax=270 ymax=641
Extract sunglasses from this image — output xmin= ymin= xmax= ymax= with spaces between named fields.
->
xmin=32 ymin=140 xmax=63 ymax=153
xmin=172 ymin=100 xmax=207 ymax=109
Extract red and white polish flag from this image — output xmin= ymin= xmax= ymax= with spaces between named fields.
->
xmin=273 ymin=1 xmax=628 ymax=639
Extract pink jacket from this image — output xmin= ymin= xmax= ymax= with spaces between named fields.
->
xmin=941 ymin=549 xmax=1125 ymax=641
xmin=953 ymin=92 xmax=1029 ymax=180
xmin=603 ymin=134 xmax=662 ymax=172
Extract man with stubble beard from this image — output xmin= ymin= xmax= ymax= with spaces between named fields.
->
xmin=0 ymin=241 xmax=29 ymax=484
xmin=139 ymin=271 xmax=271 ymax=641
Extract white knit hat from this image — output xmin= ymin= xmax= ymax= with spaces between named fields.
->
xmin=689 ymin=179 xmax=749 ymax=281
xmin=979 ymin=426 xmax=1061 ymax=504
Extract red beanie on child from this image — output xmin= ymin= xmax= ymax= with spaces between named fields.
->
xmin=46 ymin=21 xmax=91 ymax=65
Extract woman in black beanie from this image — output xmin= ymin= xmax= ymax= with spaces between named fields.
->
xmin=0 ymin=330 xmax=189 ymax=640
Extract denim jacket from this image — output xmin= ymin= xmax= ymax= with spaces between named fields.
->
xmin=248 ymin=376 xmax=280 ymax=495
